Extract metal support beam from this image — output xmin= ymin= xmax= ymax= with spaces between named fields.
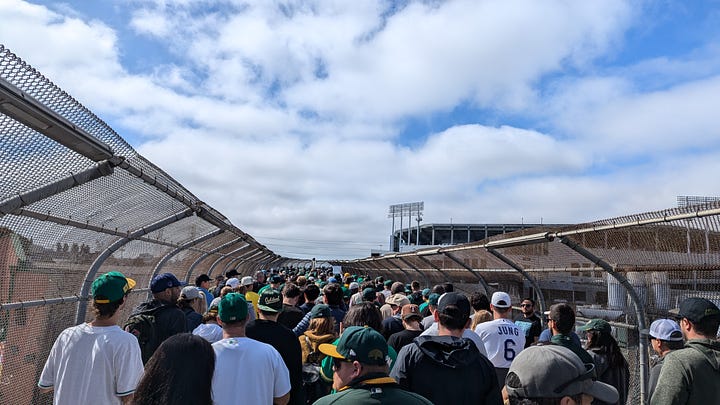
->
xmin=186 ymin=237 xmax=245 ymax=278
xmin=0 ymin=159 xmax=115 ymax=216
xmin=486 ymin=248 xmax=547 ymax=323
xmin=377 ymin=257 xmax=413 ymax=281
xmin=75 ymin=208 xmax=194 ymax=324
xmin=442 ymin=252 xmax=491 ymax=294
xmin=394 ymin=256 xmax=430 ymax=287
xmin=0 ymin=77 xmax=114 ymax=161
xmin=416 ymin=255 xmax=452 ymax=283
xmin=560 ymin=237 xmax=649 ymax=405
xmin=208 ymin=246 xmax=255 ymax=277
xmin=220 ymin=245 xmax=257 ymax=274
xmin=232 ymin=250 xmax=273 ymax=275
xmin=146 ymin=229 xmax=224 ymax=284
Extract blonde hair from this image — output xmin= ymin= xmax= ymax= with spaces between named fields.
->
xmin=470 ymin=309 xmax=493 ymax=331
xmin=220 ymin=286 xmax=233 ymax=297
xmin=191 ymin=292 xmax=207 ymax=314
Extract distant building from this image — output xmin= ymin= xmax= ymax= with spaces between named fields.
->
xmin=390 ymin=223 xmax=566 ymax=252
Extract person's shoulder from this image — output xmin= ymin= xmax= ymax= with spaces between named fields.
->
xmin=386 ymin=386 xmax=435 ymax=404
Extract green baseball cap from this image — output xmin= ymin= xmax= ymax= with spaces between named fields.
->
xmin=92 ymin=271 xmax=135 ymax=304
xmin=310 ymin=304 xmax=332 ymax=319
xmin=219 ymin=293 xmax=248 ymax=323
xmin=319 ymin=326 xmax=388 ymax=366
xmin=258 ymin=289 xmax=282 ymax=313
xmin=577 ymin=319 xmax=611 ymax=334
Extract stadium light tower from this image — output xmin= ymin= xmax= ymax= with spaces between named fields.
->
xmin=388 ymin=202 xmax=424 ymax=252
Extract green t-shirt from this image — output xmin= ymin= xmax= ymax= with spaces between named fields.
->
xmin=312 ymin=376 xmax=432 ymax=405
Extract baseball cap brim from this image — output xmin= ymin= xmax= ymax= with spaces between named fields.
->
xmin=257 ymin=304 xmax=280 ymax=313
xmin=585 ymin=380 xmax=619 ymax=404
xmin=318 ymin=343 xmax=345 ymax=360
xmin=126 ymin=277 xmax=137 ymax=290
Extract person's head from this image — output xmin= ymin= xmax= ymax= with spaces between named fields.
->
xmin=383 ymin=280 xmax=393 ymax=290
xmin=195 ymin=274 xmax=211 ymax=289
xmin=410 ymin=280 xmax=421 ymax=292
xmin=304 ymin=283 xmax=321 ymax=303
xmin=270 ymin=274 xmax=283 ymax=287
xmin=673 ymin=297 xmax=720 ymax=339
xmin=177 ymin=286 xmax=201 ymax=309
xmin=91 ymin=271 xmax=135 ymax=319
xmin=442 ymin=282 xmax=454 ymax=293
xmin=214 ymin=274 xmax=225 ymax=285
xmin=323 ymin=283 xmax=344 ymax=306
xmin=295 ymin=275 xmax=307 ymax=287
xmin=224 ymin=277 xmax=240 ymax=290
xmin=361 ymin=287 xmax=376 ymax=302
xmin=282 ymin=283 xmax=302 ymax=304
xmin=151 ymin=273 xmax=185 ymax=303
xmin=505 ymin=345 xmax=618 ymax=405
xmin=431 ymin=284 xmax=446 ymax=295
xmin=649 ymin=319 xmax=684 ymax=356
xmin=319 ymin=326 xmax=390 ymax=390
xmin=548 ymin=303 xmax=575 ymax=335
xmin=520 ymin=298 xmax=536 ymax=316
xmin=577 ymin=319 xmax=627 ymax=369
xmin=490 ymin=291 xmax=512 ymax=318
xmin=240 ymin=276 xmax=254 ymax=292
xmin=217 ymin=293 xmax=249 ymax=330
xmin=427 ymin=293 xmax=440 ymax=311
xmin=386 ymin=294 xmax=410 ymax=314
xmin=308 ymin=304 xmax=336 ymax=335
xmin=434 ymin=292 xmax=471 ymax=332
xmin=225 ymin=269 xmax=239 ymax=279
xmin=401 ymin=304 xmax=422 ymax=328
xmin=342 ymin=302 xmax=384 ymax=333
xmin=219 ymin=286 xmax=234 ymax=298
xmin=255 ymin=270 xmax=265 ymax=283
xmin=390 ymin=281 xmax=405 ymax=295
xmin=134 ymin=333 xmax=215 ymax=405
xmin=470 ymin=291 xmax=490 ymax=312
xmin=257 ymin=289 xmax=282 ymax=319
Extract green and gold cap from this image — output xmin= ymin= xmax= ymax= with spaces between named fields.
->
xmin=319 ymin=326 xmax=388 ymax=366
xmin=92 ymin=271 xmax=135 ymax=304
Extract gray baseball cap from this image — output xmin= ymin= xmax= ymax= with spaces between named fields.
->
xmin=505 ymin=345 xmax=618 ymax=403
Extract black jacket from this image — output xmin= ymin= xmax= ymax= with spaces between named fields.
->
xmin=390 ymin=335 xmax=502 ymax=405
xmin=131 ymin=299 xmax=186 ymax=346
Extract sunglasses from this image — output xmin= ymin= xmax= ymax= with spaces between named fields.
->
xmin=332 ymin=357 xmax=352 ymax=371
xmin=520 ymin=304 xmax=533 ymax=308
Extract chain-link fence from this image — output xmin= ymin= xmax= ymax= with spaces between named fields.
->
xmin=2 ymin=43 xmax=720 ymax=404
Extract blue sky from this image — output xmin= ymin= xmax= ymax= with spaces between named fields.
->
xmin=2 ymin=0 xmax=720 ymax=259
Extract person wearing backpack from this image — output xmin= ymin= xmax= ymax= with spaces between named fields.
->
xmin=125 ymin=272 xmax=187 ymax=364
xmin=299 ymin=304 xmax=337 ymax=403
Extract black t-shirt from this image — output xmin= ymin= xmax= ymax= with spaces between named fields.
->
xmin=387 ymin=329 xmax=423 ymax=353
xmin=246 ymin=319 xmax=305 ymax=405
xmin=381 ymin=316 xmax=404 ymax=340
xmin=513 ymin=313 xmax=542 ymax=348
xmin=277 ymin=304 xmax=305 ymax=330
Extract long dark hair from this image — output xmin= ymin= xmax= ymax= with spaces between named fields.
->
xmin=342 ymin=302 xmax=383 ymax=332
xmin=585 ymin=329 xmax=627 ymax=369
xmin=133 ymin=333 xmax=215 ymax=405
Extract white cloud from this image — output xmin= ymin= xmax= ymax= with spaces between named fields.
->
xmin=3 ymin=0 xmax=720 ymax=260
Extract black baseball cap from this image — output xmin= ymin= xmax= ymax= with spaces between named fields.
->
xmin=437 ymin=292 xmax=471 ymax=320
xmin=672 ymin=297 xmax=720 ymax=323
xmin=225 ymin=269 xmax=240 ymax=278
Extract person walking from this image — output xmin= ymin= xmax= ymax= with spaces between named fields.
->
xmin=651 ymin=297 xmax=720 ymax=405
xmin=577 ymin=319 xmax=629 ymax=405
xmin=473 ymin=291 xmax=525 ymax=387
xmin=647 ymin=319 xmax=684 ymax=399
xmin=313 ymin=326 xmax=432 ymax=404
xmin=39 ymin=271 xmax=143 ymax=404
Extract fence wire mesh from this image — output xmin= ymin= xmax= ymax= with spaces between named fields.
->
xmin=2 ymin=43 xmax=720 ymax=404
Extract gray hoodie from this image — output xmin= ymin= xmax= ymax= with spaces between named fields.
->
xmin=650 ymin=338 xmax=720 ymax=405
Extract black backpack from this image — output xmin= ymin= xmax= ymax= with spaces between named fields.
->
xmin=124 ymin=308 xmax=161 ymax=364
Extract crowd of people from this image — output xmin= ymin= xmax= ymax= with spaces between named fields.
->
xmin=37 ymin=268 xmax=720 ymax=405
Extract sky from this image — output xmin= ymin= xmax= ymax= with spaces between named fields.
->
xmin=1 ymin=0 xmax=720 ymax=260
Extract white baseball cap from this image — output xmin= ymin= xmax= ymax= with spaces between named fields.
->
xmin=649 ymin=319 xmax=683 ymax=341
xmin=491 ymin=291 xmax=512 ymax=308
xmin=225 ymin=278 xmax=240 ymax=288
xmin=241 ymin=276 xmax=254 ymax=286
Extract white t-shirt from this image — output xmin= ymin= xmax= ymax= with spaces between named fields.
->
xmin=38 ymin=323 xmax=144 ymax=405
xmin=212 ymin=336 xmax=290 ymax=404
xmin=473 ymin=318 xmax=526 ymax=368
xmin=419 ymin=322 xmax=488 ymax=357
